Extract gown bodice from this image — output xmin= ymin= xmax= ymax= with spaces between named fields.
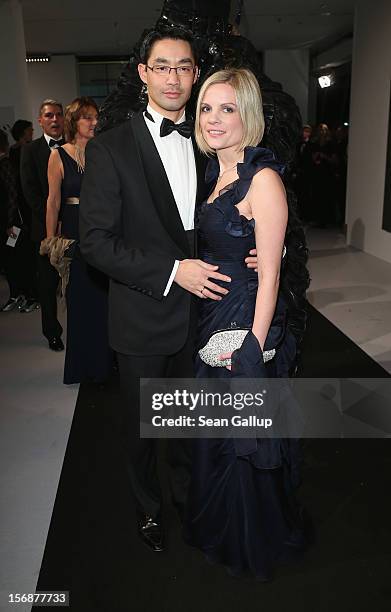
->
xmin=195 ymin=146 xmax=288 ymax=357
xmin=58 ymin=147 xmax=82 ymax=200
xmin=197 ymin=146 xmax=284 ymax=265
xmin=58 ymin=147 xmax=83 ymax=241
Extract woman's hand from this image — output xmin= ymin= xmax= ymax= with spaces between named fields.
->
xmin=245 ymin=248 xmax=258 ymax=272
xmin=217 ymin=352 xmax=233 ymax=370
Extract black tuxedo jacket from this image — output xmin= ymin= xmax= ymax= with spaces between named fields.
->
xmin=20 ymin=135 xmax=51 ymax=242
xmin=79 ymin=110 xmax=207 ymax=356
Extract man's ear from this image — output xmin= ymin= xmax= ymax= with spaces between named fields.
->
xmin=138 ymin=63 xmax=147 ymax=84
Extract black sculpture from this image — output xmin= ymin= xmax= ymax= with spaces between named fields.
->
xmin=96 ymin=0 xmax=309 ymax=365
xmin=97 ymin=0 xmax=301 ymax=169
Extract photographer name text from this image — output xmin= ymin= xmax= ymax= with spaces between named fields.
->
xmin=151 ymin=415 xmax=272 ymax=428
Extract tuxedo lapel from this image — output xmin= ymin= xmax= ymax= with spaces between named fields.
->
xmin=191 ymin=135 xmax=207 ymax=206
xmin=131 ymin=111 xmax=190 ymax=257
xmin=37 ymin=136 xmax=51 ymax=180
xmin=190 ymin=137 xmax=207 ymax=259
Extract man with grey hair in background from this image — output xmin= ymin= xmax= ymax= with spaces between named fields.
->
xmin=21 ymin=99 xmax=65 ymax=351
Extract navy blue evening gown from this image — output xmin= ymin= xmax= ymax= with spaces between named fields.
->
xmin=58 ymin=147 xmax=112 ymax=384
xmin=184 ymin=147 xmax=307 ymax=580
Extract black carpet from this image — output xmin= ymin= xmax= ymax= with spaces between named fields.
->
xmin=33 ymin=306 xmax=391 ymax=612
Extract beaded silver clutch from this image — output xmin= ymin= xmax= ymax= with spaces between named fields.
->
xmin=198 ymin=329 xmax=276 ymax=368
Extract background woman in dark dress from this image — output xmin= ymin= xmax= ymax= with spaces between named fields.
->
xmin=184 ymin=69 xmax=308 ymax=580
xmin=46 ymin=97 xmax=112 ymax=384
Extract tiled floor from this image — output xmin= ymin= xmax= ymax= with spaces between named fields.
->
xmin=0 ymin=286 xmax=77 ymax=611
xmin=1 ymin=226 xmax=391 ymax=610
xmin=306 ymin=228 xmax=391 ymax=374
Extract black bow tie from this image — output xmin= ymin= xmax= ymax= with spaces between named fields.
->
xmin=48 ymin=138 xmax=65 ymax=148
xmin=160 ymin=117 xmax=193 ymax=139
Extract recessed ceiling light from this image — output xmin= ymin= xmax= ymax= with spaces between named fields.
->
xmin=318 ymin=75 xmax=333 ymax=88
xmin=26 ymin=55 xmax=50 ymax=63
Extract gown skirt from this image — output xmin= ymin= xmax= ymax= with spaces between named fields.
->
xmin=58 ymin=147 xmax=112 ymax=384
xmin=183 ymin=146 xmax=308 ymax=580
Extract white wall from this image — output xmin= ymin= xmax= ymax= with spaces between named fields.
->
xmin=0 ymin=0 xmax=31 ymax=132
xmin=346 ymin=0 xmax=391 ymax=262
xmin=27 ymin=55 xmax=79 ymax=135
xmin=263 ymin=49 xmax=310 ymax=123
xmin=313 ymin=37 xmax=353 ymax=71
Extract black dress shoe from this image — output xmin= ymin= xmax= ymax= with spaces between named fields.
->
xmin=48 ymin=337 xmax=64 ymax=351
xmin=137 ymin=513 xmax=164 ymax=552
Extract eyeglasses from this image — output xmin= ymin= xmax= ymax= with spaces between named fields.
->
xmin=146 ymin=65 xmax=195 ymax=77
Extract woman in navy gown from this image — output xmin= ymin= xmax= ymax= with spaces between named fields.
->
xmin=46 ymin=97 xmax=112 ymax=384
xmin=184 ymin=69 xmax=308 ymax=579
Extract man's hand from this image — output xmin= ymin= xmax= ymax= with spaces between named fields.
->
xmin=7 ymin=227 xmax=17 ymax=239
xmin=245 ymin=248 xmax=258 ymax=272
xmin=174 ymin=259 xmax=231 ymax=300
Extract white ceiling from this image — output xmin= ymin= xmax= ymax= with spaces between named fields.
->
xmin=21 ymin=0 xmax=357 ymax=56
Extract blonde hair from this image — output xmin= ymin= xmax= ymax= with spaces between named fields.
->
xmin=195 ymin=68 xmax=265 ymax=156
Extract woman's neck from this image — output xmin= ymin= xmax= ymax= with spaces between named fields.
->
xmin=73 ymin=136 xmax=88 ymax=150
xmin=216 ymin=149 xmax=244 ymax=174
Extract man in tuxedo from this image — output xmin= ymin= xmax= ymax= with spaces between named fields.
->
xmin=21 ymin=100 xmax=65 ymax=350
xmin=79 ymin=28 xmax=231 ymax=552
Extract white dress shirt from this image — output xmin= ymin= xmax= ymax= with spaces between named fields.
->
xmin=43 ymin=133 xmax=63 ymax=149
xmin=144 ymin=105 xmax=197 ymax=295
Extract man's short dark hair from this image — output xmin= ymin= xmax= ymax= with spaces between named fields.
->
xmin=0 ymin=129 xmax=9 ymax=152
xmin=11 ymin=120 xmax=32 ymax=141
xmin=139 ymin=27 xmax=197 ymax=65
